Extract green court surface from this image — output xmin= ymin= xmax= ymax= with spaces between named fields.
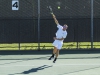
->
xmin=0 ymin=54 xmax=100 ymax=75
xmin=0 ymin=42 xmax=100 ymax=50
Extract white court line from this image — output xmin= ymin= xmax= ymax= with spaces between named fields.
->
xmin=0 ymin=64 xmax=100 ymax=67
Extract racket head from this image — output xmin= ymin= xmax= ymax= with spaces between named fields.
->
xmin=48 ymin=6 xmax=53 ymax=14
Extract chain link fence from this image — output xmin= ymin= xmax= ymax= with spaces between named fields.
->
xmin=0 ymin=0 xmax=100 ymax=50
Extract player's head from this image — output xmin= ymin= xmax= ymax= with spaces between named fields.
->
xmin=63 ymin=24 xmax=68 ymax=30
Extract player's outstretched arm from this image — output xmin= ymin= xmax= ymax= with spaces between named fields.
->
xmin=52 ymin=14 xmax=59 ymax=25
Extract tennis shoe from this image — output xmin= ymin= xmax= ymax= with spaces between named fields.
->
xmin=48 ymin=56 xmax=54 ymax=60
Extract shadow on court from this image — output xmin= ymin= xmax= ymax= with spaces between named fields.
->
xmin=8 ymin=65 xmax=52 ymax=75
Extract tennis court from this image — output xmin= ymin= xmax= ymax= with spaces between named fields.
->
xmin=0 ymin=53 xmax=100 ymax=75
xmin=0 ymin=0 xmax=100 ymax=75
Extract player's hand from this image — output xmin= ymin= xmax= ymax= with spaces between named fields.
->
xmin=53 ymin=37 xmax=57 ymax=40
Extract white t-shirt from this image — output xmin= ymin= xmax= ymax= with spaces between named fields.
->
xmin=56 ymin=24 xmax=67 ymax=41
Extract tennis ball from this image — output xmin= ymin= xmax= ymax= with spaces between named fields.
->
xmin=58 ymin=6 xmax=60 ymax=9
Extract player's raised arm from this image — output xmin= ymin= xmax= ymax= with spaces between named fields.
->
xmin=52 ymin=14 xmax=59 ymax=25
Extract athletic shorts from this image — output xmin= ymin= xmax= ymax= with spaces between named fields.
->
xmin=52 ymin=40 xmax=63 ymax=50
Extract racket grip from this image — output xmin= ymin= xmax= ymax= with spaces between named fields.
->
xmin=51 ymin=12 xmax=53 ymax=15
xmin=52 ymin=13 xmax=54 ymax=16
xmin=52 ymin=14 xmax=55 ymax=18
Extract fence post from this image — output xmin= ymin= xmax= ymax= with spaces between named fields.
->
xmin=18 ymin=20 xmax=20 ymax=50
xmin=38 ymin=0 xmax=40 ymax=50
xmin=91 ymin=0 xmax=94 ymax=49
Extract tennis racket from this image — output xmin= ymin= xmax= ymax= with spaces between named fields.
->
xmin=48 ymin=6 xmax=53 ymax=15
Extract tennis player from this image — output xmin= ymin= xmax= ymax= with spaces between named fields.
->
xmin=48 ymin=14 xmax=68 ymax=63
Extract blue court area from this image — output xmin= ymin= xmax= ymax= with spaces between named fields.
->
xmin=0 ymin=54 xmax=100 ymax=75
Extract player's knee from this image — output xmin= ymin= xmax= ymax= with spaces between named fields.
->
xmin=54 ymin=47 xmax=57 ymax=50
xmin=57 ymin=49 xmax=60 ymax=53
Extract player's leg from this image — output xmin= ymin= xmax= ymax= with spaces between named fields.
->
xmin=53 ymin=42 xmax=62 ymax=63
xmin=48 ymin=40 xmax=58 ymax=60
xmin=55 ymin=49 xmax=59 ymax=58
xmin=53 ymin=49 xmax=59 ymax=63
xmin=48 ymin=46 xmax=57 ymax=60
xmin=51 ymin=46 xmax=57 ymax=58
xmin=53 ymin=46 xmax=57 ymax=54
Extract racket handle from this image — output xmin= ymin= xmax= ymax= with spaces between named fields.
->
xmin=52 ymin=14 xmax=56 ymax=18
xmin=52 ymin=13 xmax=54 ymax=16
xmin=51 ymin=12 xmax=53 ymax=15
